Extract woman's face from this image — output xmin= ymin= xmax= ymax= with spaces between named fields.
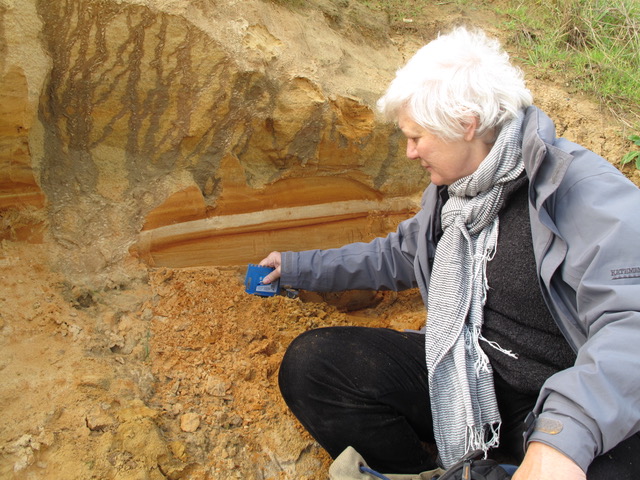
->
xmin=398 ymin=109 xmax=490 ymax=186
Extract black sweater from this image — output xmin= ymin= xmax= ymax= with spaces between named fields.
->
xmin=483 ymin=178 xmax=576 ymax=394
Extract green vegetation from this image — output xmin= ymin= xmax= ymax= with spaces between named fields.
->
xmin=355 ymin=0 xmax=639 ymax=121
xmin=621 ymin=134 xmax=640 ymax=170
xmin=499 ymin=0 xmax=640 ymax=169
xmin=499 ymin=0 xmax=640 ymax=117
xmin=356 ymin=0 xmax=640 ymax=168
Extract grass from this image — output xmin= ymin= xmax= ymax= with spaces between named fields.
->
xmin=353 ymin=0 xmax=639 ymax=123
xmin=358 ymin=0 xmax=640 ymax=169
xmin=499 ymin=0 xmax=640 ymax=123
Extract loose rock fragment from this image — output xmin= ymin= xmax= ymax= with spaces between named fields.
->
xmin=180 ymin=412 xmax=201 ymax=432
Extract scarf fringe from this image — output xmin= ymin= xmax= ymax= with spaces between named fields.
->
xmin=465 ymin=422 xmax=502 ymax=458
xmin=480 ymin=336 xmax=519 ymax=359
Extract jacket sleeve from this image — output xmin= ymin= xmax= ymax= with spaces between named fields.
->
xmin=279 ymin=196 xmax=433 ymax=292
xmin=527 ymin=156 xmax=640 ymax=471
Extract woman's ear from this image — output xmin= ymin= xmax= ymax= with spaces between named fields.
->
xmin=463 ymin=116 xmax=479 ymax=142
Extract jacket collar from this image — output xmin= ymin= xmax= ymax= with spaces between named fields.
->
xmin=522 ymin=106 xmax=573 ymax=213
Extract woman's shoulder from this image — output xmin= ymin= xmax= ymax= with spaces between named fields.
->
xmin=556 ymin=138 xmax=634 ymax=199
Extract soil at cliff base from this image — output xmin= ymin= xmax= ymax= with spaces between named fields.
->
xmin=0 ymin=239 xmax=425 ymax=479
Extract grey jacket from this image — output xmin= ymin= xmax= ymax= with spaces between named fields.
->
xmin=281 ymin=106 xmax=640 ymax=471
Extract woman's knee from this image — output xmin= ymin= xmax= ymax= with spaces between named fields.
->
xmin=278 ymin=327 xmax=340 ymax=395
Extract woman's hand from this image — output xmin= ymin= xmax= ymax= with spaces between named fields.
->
xmin=513 ymin=442 xmax=586 ymax=480
xmin=258 ymin=251 xmax=282 ymax=284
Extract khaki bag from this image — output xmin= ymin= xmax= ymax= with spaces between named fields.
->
xmin=328 ymin=446 xmax=445 ymax=480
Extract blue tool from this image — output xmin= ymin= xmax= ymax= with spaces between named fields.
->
xmin=244 ymin=264 xmax=281 ymax=297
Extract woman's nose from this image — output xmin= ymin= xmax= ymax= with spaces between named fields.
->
xmin=406 ymin=140 xmax=419 ymax=159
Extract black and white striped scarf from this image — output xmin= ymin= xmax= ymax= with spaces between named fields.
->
xmin=425 ymin=111 xmax=525 ymax=468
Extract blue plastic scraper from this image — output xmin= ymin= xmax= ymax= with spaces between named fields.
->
xmin=244 ymin=264 xmax=281 ymax=297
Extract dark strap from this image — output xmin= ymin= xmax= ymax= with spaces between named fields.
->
xmin=436 ymin=450 xmax=513 ymax=480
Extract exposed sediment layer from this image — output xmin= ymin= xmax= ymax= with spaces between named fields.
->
xmin=1 ymin=0 xmax=426 ymax=279
xmin=134 ymin=197 xmax=416 ymax=267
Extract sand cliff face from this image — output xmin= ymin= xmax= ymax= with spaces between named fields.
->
xmin=1 ymin=0 xmax=428 ymax=285
xmin=4 ymin=0 xmax=635 ymax=284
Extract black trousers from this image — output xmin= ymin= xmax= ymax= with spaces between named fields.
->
xmin=278 ymin=326 xmax=640 ymax=478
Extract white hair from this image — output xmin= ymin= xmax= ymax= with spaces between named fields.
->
xmin=377 ymin=27 xmax=533 ymax=141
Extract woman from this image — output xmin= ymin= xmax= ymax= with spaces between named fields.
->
xmin=259 ymin=27 xmax=640 ymax=479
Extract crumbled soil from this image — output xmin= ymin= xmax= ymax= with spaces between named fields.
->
xmin=148 ymin=267 xmax=424 ymax=479
xmin=0 ymin=240 xmax=425 ymax=479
